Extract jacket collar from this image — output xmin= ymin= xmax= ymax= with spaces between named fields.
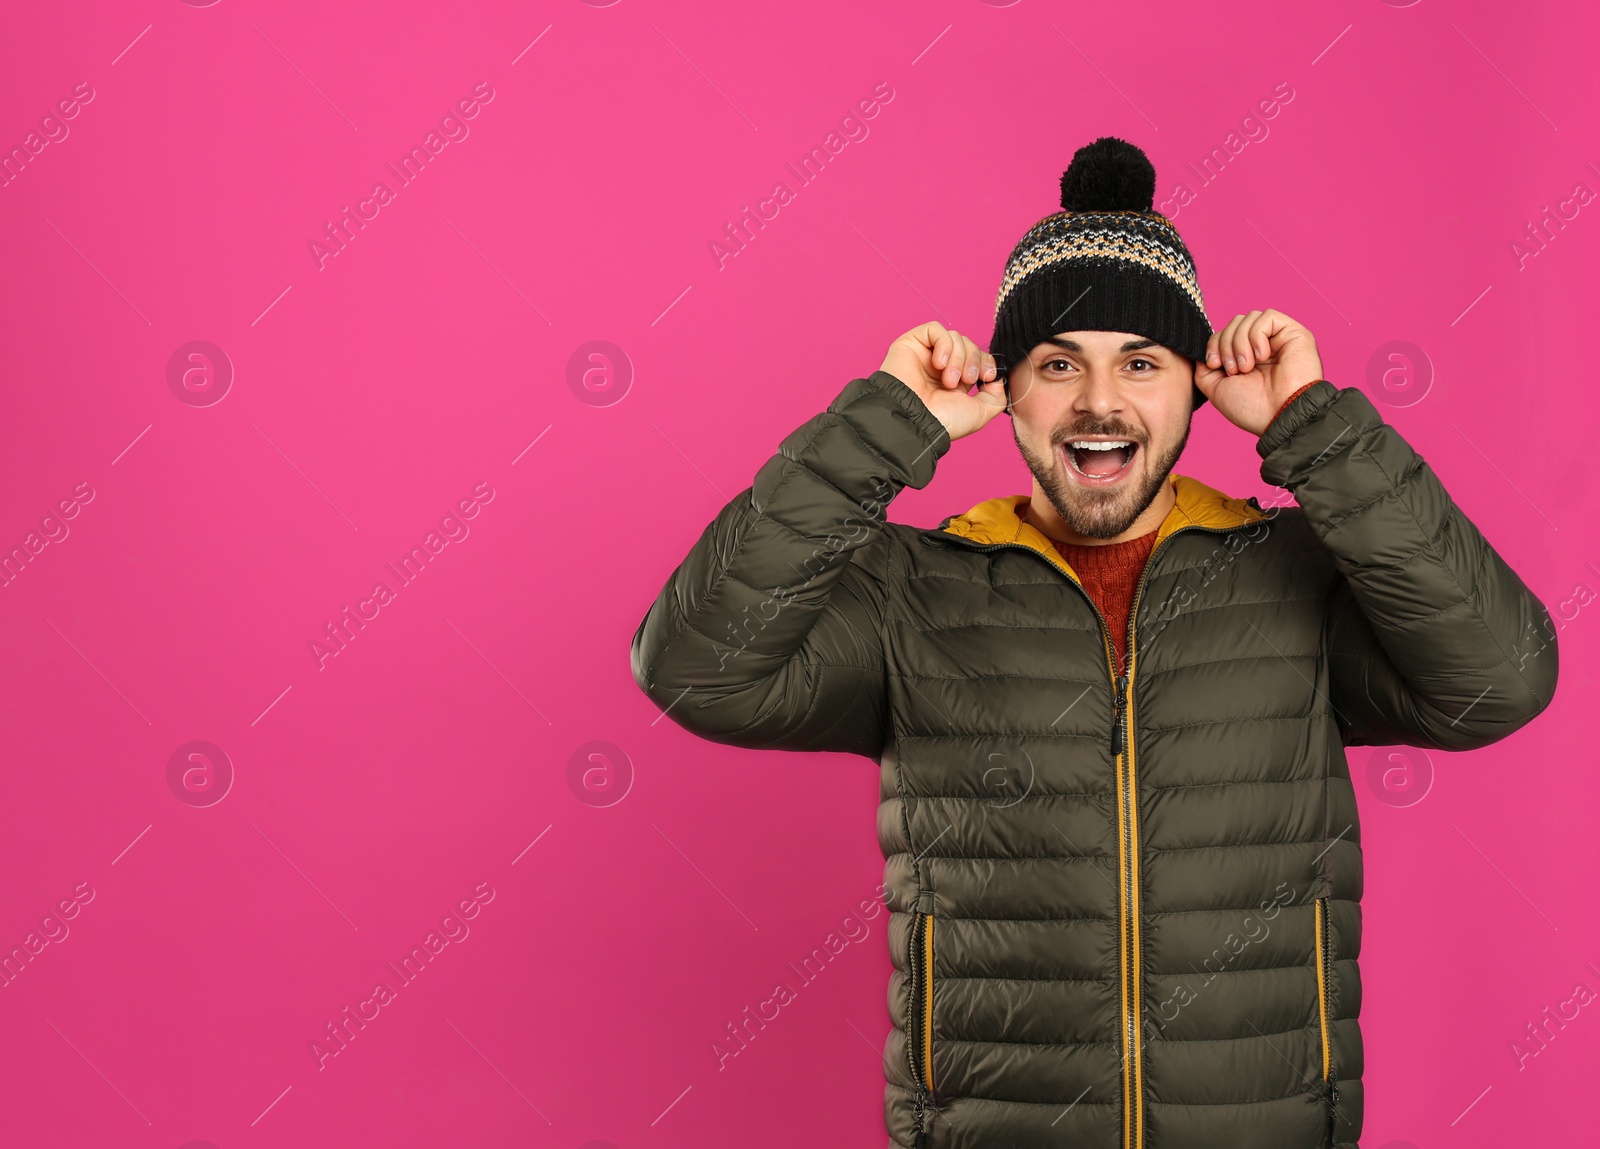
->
xmin=938 ymin=473 xmax=1269 ymax=581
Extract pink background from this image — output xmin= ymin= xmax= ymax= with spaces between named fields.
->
xmin=1 ymin=1 xmax=1595 ymax=1146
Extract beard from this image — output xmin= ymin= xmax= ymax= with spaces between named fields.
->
xmin=1014 ymin=411 xmax=1190 ymax=540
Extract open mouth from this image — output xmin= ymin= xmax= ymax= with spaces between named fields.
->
xmin=1061 ymin=438 xmax=1140 ymax=485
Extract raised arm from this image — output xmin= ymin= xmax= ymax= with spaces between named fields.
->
xmin=629 ymin=373 xmax=940 ymax=755
xmin=631 ymin=323 xmax=1005 ymax=757
xmin=1256 ymin=381 xmax=1559 ymax=750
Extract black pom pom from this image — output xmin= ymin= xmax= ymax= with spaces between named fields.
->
xmin=1059 ymin=137 xmax=1156 ymax=213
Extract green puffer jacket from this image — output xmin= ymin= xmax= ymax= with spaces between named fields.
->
xmin=631 ymin=371 xmax=1558 ymax=1149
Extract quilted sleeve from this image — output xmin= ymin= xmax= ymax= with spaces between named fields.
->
xmin=630 ymin=371 xmax=951 ymax=757
xmin=1257 ymin=382 xmax=1559 ymax=750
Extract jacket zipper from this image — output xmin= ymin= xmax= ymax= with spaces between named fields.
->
xmin=908 ymin=910 xmax=935 ymax=1147
xmin=932 ymin=519 xmax=1264 ymax=1149
xmin=1315 ymin=897 xmax=1338 ymax=1146
xmin=1118 ymin=546 xmax=1150 ymax=1149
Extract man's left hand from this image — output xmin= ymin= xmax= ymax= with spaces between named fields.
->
xmin=1195 ymin=309 xmax=1324 ymax=436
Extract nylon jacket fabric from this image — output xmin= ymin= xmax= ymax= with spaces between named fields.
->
xmin=631 ymin=371 xmax=1558 ymax=1149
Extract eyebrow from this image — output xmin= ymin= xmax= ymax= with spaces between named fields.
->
xmin=1042 ymin=336 xmax=1161 ymax=353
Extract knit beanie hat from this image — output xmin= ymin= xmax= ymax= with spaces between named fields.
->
xmin=989 ymin=137 xmax=1212 ymax=410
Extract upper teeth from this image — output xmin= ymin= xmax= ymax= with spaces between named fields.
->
xmin=1069 ymin=440 xmax=1132 ymax=450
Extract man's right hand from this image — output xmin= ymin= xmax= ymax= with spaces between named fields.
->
xmin=879 ymin=321 xmax=1008 ymax=441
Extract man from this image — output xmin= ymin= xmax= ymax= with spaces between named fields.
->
xmin=631 ymin=137 xmax=1558 ymax=1148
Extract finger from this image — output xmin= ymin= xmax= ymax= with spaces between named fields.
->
xmin=942 ymin=329 xmax=967 ymax=388
xmin=974 ymin=379 xmax=1008 ymax=419
xmin=979 ymin=349 xmax=998 ymax=382
xmin=1217 ymin=315 xmax=1243 ymax=373
xmin=951 ymin=333 xmax=971 ymax=385
xmin=1250 ymin=310 xmax=1281 ymax=360
xmin=930 ymin=327 xmax=954 ymax=380
xmin=1231 ymin=311 xmax=1264 ymax=373
xmin=1240 ymin=310 xmax=1276 ymax=370
xmin=1205 ymin=331 xmax=1222 ymax=370
xmin=958 ymin=333 xmax=983 ymax=385
xmin=918 ymin=321 xmax=950 ymax=370
xmin=940 ymin=329 xmax=960 ymax=386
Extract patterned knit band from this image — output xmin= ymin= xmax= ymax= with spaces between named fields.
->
xmin=988 ymin=138 xmax=1212 ymax=409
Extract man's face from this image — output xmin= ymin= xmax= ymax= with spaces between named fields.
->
xmin=1007 ymin=330 xmax=1193 ymax=539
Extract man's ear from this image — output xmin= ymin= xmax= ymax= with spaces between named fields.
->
xmin=1187 ymin=355 xmax=1208 ymax=411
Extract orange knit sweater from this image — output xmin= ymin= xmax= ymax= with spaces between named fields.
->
xmin=1053 ymin=531 xmax=1159 ymax=674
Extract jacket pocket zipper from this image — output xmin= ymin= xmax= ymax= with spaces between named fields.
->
xmin=908 ymin=910 xmax=935 ymax=1147
xmin=1314 ymin=897 xmax=1338 ymax=1146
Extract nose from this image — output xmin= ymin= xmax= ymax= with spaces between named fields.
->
xmin=1073 ymin=364 xmax=1125 ymax=420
